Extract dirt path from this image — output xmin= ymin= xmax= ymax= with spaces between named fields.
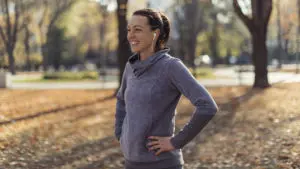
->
xmin=0 ymin=84 xmax=299 ymax=168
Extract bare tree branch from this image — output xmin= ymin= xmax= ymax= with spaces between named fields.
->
xmin=4 ymin=0 xmax=11 ymax=43
xmin=233 ymin=0 xmax=272 ymax=87
xmin=0 ymin=0 xmax=7 ymax=44
xmin=0 ymin=26 xmax=8 ymax=46
xmin=0 ymin=0 xmax=5 ymax=13
xmin=11 ymin=1 xmax=20 ymax=48
xmin=298 ymin=0 xmax=300 ymax=31
xmin=195 ymin=4 xmax=205 ymax=33
xmin=48 ymin=0 xmax=77 ymax=32
xmin=263 ymin=0 xmax=273 ymax=26
xmin=233 ymin=0 xmax=254 ymax=32
xmin=38 ymin=0 xmax=48 ymax=28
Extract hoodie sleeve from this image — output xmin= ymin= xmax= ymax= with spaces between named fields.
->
xmin=167 ymin=58 xmax=218 ymax=149
xmin=115 ymin=63 xmax=129 ymax=141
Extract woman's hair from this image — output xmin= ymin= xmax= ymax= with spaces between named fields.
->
xmin=133 ymin=9 xmax=170 ymax=52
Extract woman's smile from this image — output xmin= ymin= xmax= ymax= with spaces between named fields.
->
xmin=129 ymin=40 xmax=140 ymax=46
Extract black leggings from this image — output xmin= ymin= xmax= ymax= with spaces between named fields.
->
xmin=125 ymin=165 xmax=183 ymax=169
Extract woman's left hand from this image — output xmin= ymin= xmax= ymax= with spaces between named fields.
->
xmin=147 ymin=136 xmax=175 ymax=156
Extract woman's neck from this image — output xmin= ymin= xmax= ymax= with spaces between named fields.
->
xmin=139 ymin=49 xmax=155 ymax=61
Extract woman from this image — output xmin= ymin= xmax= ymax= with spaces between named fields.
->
xmin=115 ymin=8 xmax=218 ymax=169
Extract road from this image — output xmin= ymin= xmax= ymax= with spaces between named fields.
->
xmin=211 ymin=66 xmax=300 ymax=86
xmin=7 ymin=67 xmax=300 ymax=89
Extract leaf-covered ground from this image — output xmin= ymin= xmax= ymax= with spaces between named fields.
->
xmin=0 ymin=83 xmax=299 ymax=169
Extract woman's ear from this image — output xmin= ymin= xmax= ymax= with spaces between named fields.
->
xmin=153 ymin=30 xmax=160 ymax=41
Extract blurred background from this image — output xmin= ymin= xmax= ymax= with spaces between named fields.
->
xmin=0 ymin=0 xmax=300 ymax=169
xmin=0 ymin=0 xmax=298 ymax=88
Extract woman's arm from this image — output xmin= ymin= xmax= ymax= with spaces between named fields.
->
xmin=115 ymin=63 xmax=129 ymax=141
xmin=168 ymin=59 xmax=218 ymax=149
xmin=115 ymin=99 xmax=126 ymax=140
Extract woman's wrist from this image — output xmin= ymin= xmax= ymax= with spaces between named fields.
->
xmin=170 ymin=136 xmax=181 ymax=149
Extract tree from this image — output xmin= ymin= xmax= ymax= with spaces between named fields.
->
xmin=208 ymin=0 xmax=237 ymax=65
xmin=297 ymin=0 xmax=300 ymax=73
xmin=23 ymin=21 xmax=31 ymax=71
xmin=274 ymin=0 xmax=296 ymax=68
xmin=181 ymin=0 xmax=206 ymax=68
xmin=174 ymin=0 xmax=237 ymax=67
xmin=0 ymin=0 xmax=35 ymax=73
xmin=21 ymin=13 xmax=34 ymax=71
xmin=275 ymin=0 xmax=283 ymax=68
xmin=233 ymin=0 xmax=273 ymax=88
xmin=0 ymin=0 xmax=22 ymax=74
xmin=279 ymin=0 xmax=299 ymax=62
xmin=0 ymin=40 xmax=4 ymax=68
xmin=208 ymin=0 xmax=222 ymax=66
xmin=47 ymin=26 xmax=67 ymax=70
xmin=98 ymin=1 xmax=109 ymax=70
xmin=172 ymin=7 xmax=185 ymax=61
xmin=116 ymin=0 xmax=132 ymax=86
xmin=35 ymin=0 xmax=78 ymax=71
xmin=183 ymin=0 xmax=202 ymax=68
xmin=298 ymin=0 xmax=300 ymax=38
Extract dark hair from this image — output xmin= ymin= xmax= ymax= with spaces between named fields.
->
xmin=133 ymin=9 xmax=170 ymax=52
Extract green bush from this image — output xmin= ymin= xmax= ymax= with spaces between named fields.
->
xmin=189 ymin=68 xmax=215 ymax=79
xmin=43 ymin=71 xmax=98 ymax=80
xmin=82 ymin=71 xmax=99 ymax=79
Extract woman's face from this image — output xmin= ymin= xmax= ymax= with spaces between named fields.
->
xmin=127 ymin=15 xmax=156 ymax=54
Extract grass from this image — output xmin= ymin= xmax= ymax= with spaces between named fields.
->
xmin=12 ymin=68 xmax=218 ymax=83
xmin=189 ymin=67 xmax=217 ymax=79
xmin=12 ymin=71 xmax=100 ymax=83
xmin=13 ymin=78 xmax=98 ymax=83
xmin=276 ymin=68 xmax=300 ymax=73
xmin=0 ymin=84 xmax=299 ymax=168
xmin=43 ymin=71 xmax=99 ymax=80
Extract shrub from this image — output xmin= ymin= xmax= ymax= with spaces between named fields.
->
xmin=43 ymin=71 xmax=98 ymax=80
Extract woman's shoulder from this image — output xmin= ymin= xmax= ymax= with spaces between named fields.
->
xmin=161 ymin=54 xmax=182 ymax=65
xmin=159 ymin=55 xmax=189 ymax=79
xmin=163 ymin=55 xmax=185 ymax=69
xmin=124 ymin=61 xmax=133 ymax=71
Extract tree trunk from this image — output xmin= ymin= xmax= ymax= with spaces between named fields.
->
xmin=24 ymin=26 xmax=31 ymax=71
xmin=284 ymin=39 xmax=289 ymax=59
xmin=7 ymin=48 xmax=16 ymax=75
xmin=100 ymin=17 xmax=107 ymax=70
xmin=37 ymin=27 xmax=48 ymax=71
xmin=174 ymin=9 xmax=186 ymax=62
xmin=252 ymin=31 xmax=270 ymax=88
xmin=0 ymin=0 xmax=21 ymax=75
xmin=42 ymin=29 xmax=52 ymax=72
xmin=178 ymin=38 xmax=186 ymax=62
xmin=210 ymin=13 xmax=220 ymax=67
xmin=117 ymin=0 xmax=131 ymax=87
xmin=185 ymin=0 xmax=198 ymax=68
xmin=42 ymin=44 xmax=48 ymax=71
xmin=276 ymin=0 xmax=282 ymax=69
xmin=186 ymin=33 xmax=197 ymax=68
xmin=233 ymin=0 xmax=272 ymax=88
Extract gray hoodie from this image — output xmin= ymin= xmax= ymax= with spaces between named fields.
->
xmin=115 ymin=49 xmax=218 ymax=168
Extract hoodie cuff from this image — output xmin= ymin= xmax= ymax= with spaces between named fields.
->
xmin=170 ymin=136 xmax=183 ymax=149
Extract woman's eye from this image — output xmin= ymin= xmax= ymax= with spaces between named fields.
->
xmin=127 ymin=28 xmax=141 ymax=32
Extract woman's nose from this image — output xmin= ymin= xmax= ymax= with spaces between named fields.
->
xmin=127 ymin=31 xmax=134 ymax=40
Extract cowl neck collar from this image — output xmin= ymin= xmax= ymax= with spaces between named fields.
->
xmin=128 ymin=48 xmax=170 ymax=77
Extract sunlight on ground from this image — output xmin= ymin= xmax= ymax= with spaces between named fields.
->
xmin=0 ymin=84 xmax=299 ymax=168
